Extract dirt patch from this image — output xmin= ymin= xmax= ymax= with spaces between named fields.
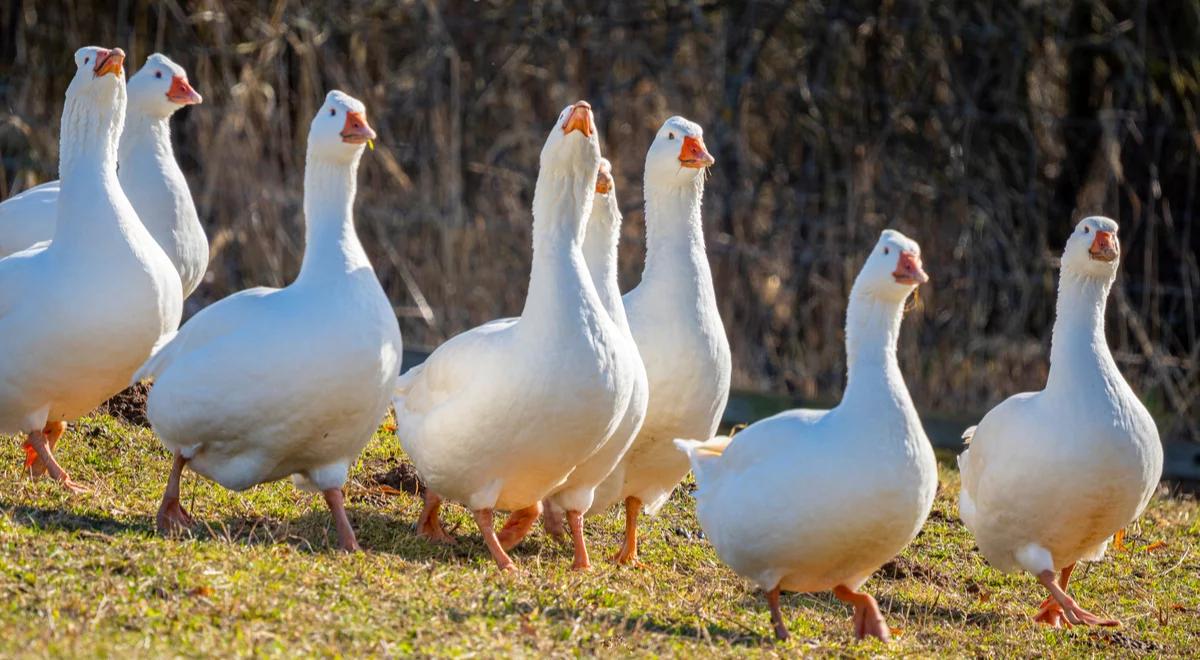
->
xmin=368 ymin=461 xmax=425 ymax=496
xmin=877 ymin=556 xmax=951 ymax=587
xmin=1087 ymin=630 xmax=1161 ymax=653
xmin=100 ymin=383 xmax=151 ymax=427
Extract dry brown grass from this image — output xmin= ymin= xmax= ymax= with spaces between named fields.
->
xmin=0 ymin=1 xmax=1196 ymax=441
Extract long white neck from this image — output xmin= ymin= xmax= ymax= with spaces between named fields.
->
xmin=520 ymin=164 xmax=596 ymax=330
xmin=1045 ymin=268 xmax=1118 ymax=392
xmin=118 ymin=108 xmax=173 ymax=168
xmin=641 ymin=175 xmax=715 ymax=304
xmin=582 ymin=189 xmax=630 ymax=331
xmin=842 ymin=286 xmax=911 ymax=408
xmin=116 ymin=108 xmax=197 ymax=235
xmin=56 ymin=88 xmax=125 ymax=236
xmin=296 ymin=154 xmax=371 ymax=282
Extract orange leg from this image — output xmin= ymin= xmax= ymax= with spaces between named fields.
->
xmin=1113 ymin=528 xmax=1127 ymax=552
xmin=1033 ymin=563 xmax=1076 ymax=627
xmin=567 ymin=510 xmax=590 ymax=570
xmin=156 ymin=452 xmax=194 ymax=534
xmin=323 ymin=487 xmax=360 ymax=552
xmin=766 ymin=586 xmax=790 ymax=641
xmin=497 ymin=502 xmax=542 ymax=551
xmin=23 ymin=421 xmax=66 ymax=477
xmin=611 ymin=496 xmax=642 ymax=565
xmin=833 ymin=584 xmax=891 ymax=642
xmin=24 ymin=427 xmax=86 ymax=493
xmin=1037 ymin=568 xmax=1119 ymax=627
xmin=473 ymin=508 xmax=515 ymax=571
xmin=415 ymin=490 xmax=456 ymax=544
xmin=542 ymin=500 xmax=568 ymax=544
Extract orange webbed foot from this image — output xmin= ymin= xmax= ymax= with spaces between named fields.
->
xmin=834 ymin=585 xmax=891 ymax=642
xmin=157 ymin=497 xmax=194 ymax=535
xmin=415 ymin=490 xmax=457 ymax=544
xmin=1037 ymin=569 xmax=1120 ymax=628
xmin=1033 ymin=596 xmax=1068 ymax=627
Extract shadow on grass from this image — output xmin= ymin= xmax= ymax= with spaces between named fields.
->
xmin=0 ymin=498 xmax=432 ymax=556
xmin=1 ymin=502 xmax=153 ymax=536
xmin=0 ymin=490 xmax=593 ymax=566
xmin=772 ymin=588 xmax=1004 ymax=640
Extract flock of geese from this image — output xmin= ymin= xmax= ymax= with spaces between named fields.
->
xmin=0 ymin=47 xmax=1165 ymax=642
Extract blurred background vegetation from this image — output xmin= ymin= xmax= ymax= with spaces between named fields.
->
xmin=0 ymin=1 xmax=1196 ymax=444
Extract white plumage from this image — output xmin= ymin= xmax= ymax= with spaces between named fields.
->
xmin=392 ymin=102 xmax=639 ymax=570
xmin=678 ymin=229 xmax=936 ymax=642
xmin=542 ymin=158 xmax=649 ymax=568
xmin=0 ymin=47 xmax=183 ymax=490
xmin=136 ymin=91 xmax=400 ymax=551
xmin=957 ymin=216 xmax=1162 ymax=627
xmin=0 ymin=53 xmax=208 ymax=297
xmin=590 ymin=116 xmax=732 ymax=564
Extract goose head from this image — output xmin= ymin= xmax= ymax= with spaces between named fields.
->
xmin=541 ymin=100 xmax=601 ymax=177
xmin=1062 ymin=216 xmax=1120 ymax=279
xmin=644 ymin=116 xmax=714 ymax=188
xmin=127 ymin=53 xmax=202 ymax=117
xmin=67 ymin=46 xmax=126 ymax=104
xmin=308 ymin=90 xmax=377 ymax=164
xmin=595 ymin=158 xmax=614 ymax=195
xmin=853 ymin=229 xmax=929 ymax=303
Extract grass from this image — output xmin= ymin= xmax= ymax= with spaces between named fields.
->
xmin=1 ymin=413 xmax=1197 ymax=657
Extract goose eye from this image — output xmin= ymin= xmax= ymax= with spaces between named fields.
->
xmin=1084 ymin=226 xmax=1090 ymax=234
xmin=84 ymin=57 xmax=90 ymax=64
xmin=668 ymin=132 xmax=675 ymax=140
xmin=155 ymin=71 xmax=163 ymax=79
xmin=883 ymin=247 xmax=890 ymax=255
xmin=329 ymin=108 xmax=336 ymax=116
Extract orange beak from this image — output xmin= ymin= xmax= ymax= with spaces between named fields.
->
xmin=166 ymin=76 xmax=203 ymax=105
xmin=893 ymin=251 xmax=929 ymax=285
xmin=679 ymin=135 xmax=715 ymax=169
xmin=1089 ymin=230 xmax=1119 ymax=262
xmin=94 ymin=48 xmax=125 ymax=78
xmin=596 ymin=162 xmax=614 ymax=194
xmin=340 ymin=110 xmax=377 ymax=145
xmin=562 ymin=100 xmax=595 ymax=137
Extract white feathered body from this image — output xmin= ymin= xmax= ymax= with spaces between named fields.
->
xmin=591 ymin=181 xmax=732 ymax=516
xmin=0 ymin=171 xmax=181 ymax=432
xmin=394 ymin=284 xmax=634 ymax=512
xmin=394 ymin=128 xmax=635 ymax=514
xmin=0 ymin=182 xmax=59 ymax=257
xmin=958 ymin=348 xmax=1161 ymax=574
xmin=141 ymin=269 xmax=401 ymax=492
xmin=546 ymin=190 xmax=649 ymax=514
xmin=686 ymin=387 xmax=936 ymax=592
xmin=680 ymin=230 xmax=937 ymax=595
xmin=0 ymin=109 xmax=207 ymax=297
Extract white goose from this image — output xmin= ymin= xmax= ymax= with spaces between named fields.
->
xmin=0 ymin=54 xmax=207 ymax=297
xmin=0 ymin=47 xmax=183 ymax=490
xmin=133 ymin=91 xmax=399 ymax=551
xmin=393 ymin=101 xmax=638 ymax=570
xmin=542 ymin=159 xmax=649 ymax=569
xmin=958 ymin=216 xmax=1162 ymax=627
xmin=678 ymin=230 xmax=936 ymax=642
xmin=590 ymin=116 xmax=731 ymax=564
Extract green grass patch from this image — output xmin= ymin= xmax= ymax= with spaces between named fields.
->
xmin=1 ymin=414 xmax=1197 ymax=656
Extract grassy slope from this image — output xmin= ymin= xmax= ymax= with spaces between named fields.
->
xmin=0 ymin=414 xmax=1197 ymax=657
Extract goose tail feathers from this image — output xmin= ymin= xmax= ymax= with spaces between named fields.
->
xmin=131 ymin=331 xmax=180 ymax=385
xmin=674 ymin=435 xmax=732 ymax=486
